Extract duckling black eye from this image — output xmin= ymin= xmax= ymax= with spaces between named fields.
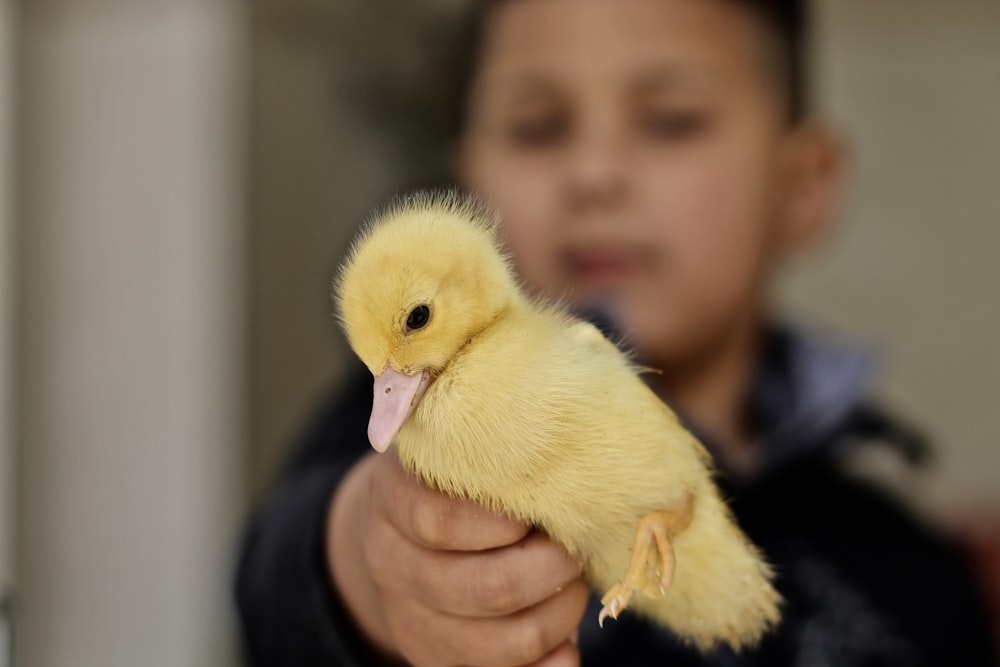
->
xmin=405 ymin=304 xmax=431 ymax=333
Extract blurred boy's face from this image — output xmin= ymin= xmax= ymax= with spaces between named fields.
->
xmin=457 ymin=0 xmax=834 ymax=366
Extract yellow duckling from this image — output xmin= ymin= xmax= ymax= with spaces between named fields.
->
xmin=335 ymin=192 xmax=781 ymax=652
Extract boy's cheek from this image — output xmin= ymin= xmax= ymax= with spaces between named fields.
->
xmin=496 ymin=210 xmax=566 ymax=295
xmin=468 ymin=161 xmax=566 ymax=287
xmin=610 ymin=284 xmax=713 ymax=362
xmin=613 ymin=270 xmax=752 ymax=363
xmin=662 ymin=152 xmax=776 ymax=257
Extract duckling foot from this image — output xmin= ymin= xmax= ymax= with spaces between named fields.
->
xmin=598 ymin=501 xmax=694 ymax=627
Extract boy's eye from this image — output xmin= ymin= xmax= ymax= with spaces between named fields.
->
xmin=507 ymin=113 xmax=569 ymax=148
xmin=640 ymin=110 xmax=707 ymax=141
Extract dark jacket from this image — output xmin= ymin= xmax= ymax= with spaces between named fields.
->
xmin=235 ymin=327 xmax=998 ymax=666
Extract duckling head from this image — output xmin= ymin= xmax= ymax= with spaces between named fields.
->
xmin=335 ymin=192 xmax=520 ymax=451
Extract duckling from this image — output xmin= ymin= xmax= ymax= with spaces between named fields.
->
xmin=334 ymin=191 xmax=781 ymax=652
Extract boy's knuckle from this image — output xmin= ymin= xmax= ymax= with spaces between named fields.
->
xmin=389 ymin=622 xmax=437 ymax=667
xmin=472 ymin=565 xmax=523 ymax=614
xmin=409 ymin=499 xmax=453 ymax=547
xmin=503 ymin=618 xmax=552 ymax=665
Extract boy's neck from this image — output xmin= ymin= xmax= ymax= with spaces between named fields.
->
xmin=650 ymin=313 xmax=764 ymax=474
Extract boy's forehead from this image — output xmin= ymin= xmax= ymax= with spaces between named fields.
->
xmin=479 ymin=0 xmax=773 ymax=85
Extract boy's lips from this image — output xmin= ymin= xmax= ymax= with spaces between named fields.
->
xmin=563 ymin=246 xmax=651 ymax=285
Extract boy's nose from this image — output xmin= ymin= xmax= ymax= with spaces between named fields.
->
xmin=563 ymin=128 xmax=629 ymax=213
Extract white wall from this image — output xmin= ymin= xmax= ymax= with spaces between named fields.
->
xmin=17 ymin=2 xmax=246 ymax=666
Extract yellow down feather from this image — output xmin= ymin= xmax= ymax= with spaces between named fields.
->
xmin=335 ymin=191 xmax=781 ymax=651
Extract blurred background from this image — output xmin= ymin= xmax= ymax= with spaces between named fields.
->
xmin=0 ymin=0 xmax=998 ymax=665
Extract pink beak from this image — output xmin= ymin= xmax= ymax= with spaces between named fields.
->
xmin=368 ymin=368 xmax=431 ymax=453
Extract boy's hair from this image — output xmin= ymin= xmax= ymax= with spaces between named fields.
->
xmin=733 ymin=0 xmax=809 ymax=124
xmin=452 ymin=0 xmax=810 ymax=129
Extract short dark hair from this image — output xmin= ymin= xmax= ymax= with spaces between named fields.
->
xmin=450 ymin=0 xmax=810 ymax=131
xmin=729 ymin=0 xmax=810 ymax=123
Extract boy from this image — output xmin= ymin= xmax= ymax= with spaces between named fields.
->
xmin=237 ymin=1 xmax=997 ymax=665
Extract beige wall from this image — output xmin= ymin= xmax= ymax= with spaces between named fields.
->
xmin=250 ymin=1 xmax=1000 ymax=510
xmin=0 ymin=0 xmax=14 ymax=596
xmin=247 ymin=6 xmax=391 ymax=494
xmin=781 ymin=0 xmax=1000 ymax=510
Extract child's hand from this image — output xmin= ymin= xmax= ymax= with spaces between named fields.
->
xmin=329 ymin=451 xmax=588 ymax=667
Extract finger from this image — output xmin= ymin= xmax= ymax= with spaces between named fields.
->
xmin=409 ymin=531 xmax=585 ymax=617
xmin=372 ymin=450 xmax=529 ymax=550
xmin=365 ymin=507 xmax=583 ymax=618
xmin=451 ymin=579 xmax=589 ymax=667
xmin=389 ymin=578 xmax=590 ymax=667
xmin=522 ymin=640 xmax=581 ymax=667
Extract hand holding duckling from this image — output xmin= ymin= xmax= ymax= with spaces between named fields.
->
xmin=329 ymin=450 xmax=589 ymax=666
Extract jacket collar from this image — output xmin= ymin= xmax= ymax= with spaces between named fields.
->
xmin=696 ymin=324 xmax=926 ymax=484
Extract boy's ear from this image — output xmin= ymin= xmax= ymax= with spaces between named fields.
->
xmin=778 ymin=122 xmax=847 ymax=254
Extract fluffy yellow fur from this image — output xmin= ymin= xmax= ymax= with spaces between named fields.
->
xmin=335 ymin=191 xmax=782 ymax=651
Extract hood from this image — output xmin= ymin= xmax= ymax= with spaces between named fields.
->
xmin=741 ymin=323 xmax=927 ymax=482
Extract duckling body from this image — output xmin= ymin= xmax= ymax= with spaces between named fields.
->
xmin=336 ymin=193 xmax=781 ymax=651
